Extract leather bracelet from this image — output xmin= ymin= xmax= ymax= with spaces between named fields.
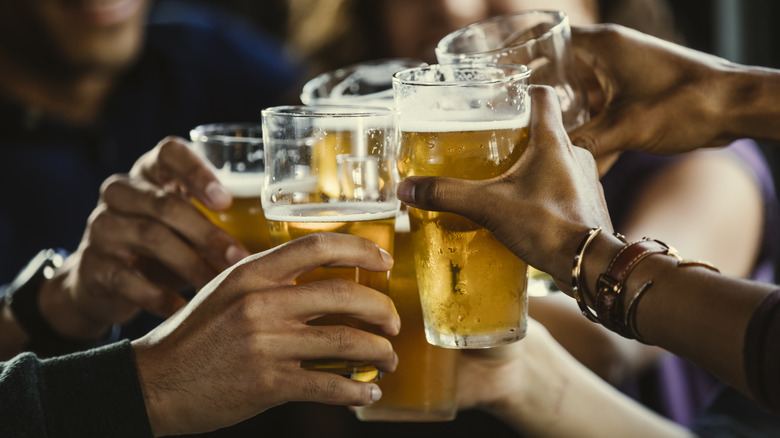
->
xmin=594 ymin=238 xmax=672 ymax=336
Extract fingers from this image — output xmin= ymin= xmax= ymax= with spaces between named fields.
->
xmin=289 ymin=373 xmax=383 ymax=407
xmin=130 ymin=136 xmax=231 ymax=211
xmin=100 ymin=174 xmax=248 ymax=271
xmin=236 ymin=233 xmax=395 ymax=286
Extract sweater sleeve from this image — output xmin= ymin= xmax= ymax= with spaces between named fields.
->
xmin=744 ymin=288 xmax=780 ymax=412
xmin=0 ymin=340 xmax=153 ymax=437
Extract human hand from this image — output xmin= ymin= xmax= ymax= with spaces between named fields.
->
xmin=570 ymin=24 xmax=739 ymax=161
xmin=132 ymin=233 xmax=400 ymax=437
xmin=39 ymin=137 xmax=248 ymax=340
xmin=396 ymin=85 xmax=611 ymax=288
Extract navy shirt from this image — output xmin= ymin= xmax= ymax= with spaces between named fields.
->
xmin=0 ymin=22 xmax=301 ymax=282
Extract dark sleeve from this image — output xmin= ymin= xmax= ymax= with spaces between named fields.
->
xmin=744 ymin=288 xmax=780 ymax=412
xmin=0 ymin=340 xmax=153 ymax=438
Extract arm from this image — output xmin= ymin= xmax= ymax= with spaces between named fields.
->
xmin=0 ymin=138 xmax=248 ymax=360
xmin=457 ymin=319 xmax=696 ymax=438
xmin=1 ymin=233 xmax=400 ymax=437
xmin=569 ymin=24 xmax=780 ymax=160
xmin=398 ymin=85 xmax=779 ymax=410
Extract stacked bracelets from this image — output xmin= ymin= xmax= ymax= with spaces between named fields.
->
xmin=571 ymin=227 xmax=719 ymax=343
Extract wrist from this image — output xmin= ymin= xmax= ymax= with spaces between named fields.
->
xmin=721 ymin=64 xmax=780 ymax=144
xmin=39 ymin=266 xmax=113 ymax=341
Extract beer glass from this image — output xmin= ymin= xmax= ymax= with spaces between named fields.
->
xmin=300 ymin=58 xmax=427 ymax=106
xmin=355 ymin=211 xmax=459 ymax=421
xmin=261 ymin=105 xmax=399 ymax=382
xmin=301 ymin=63 xmax=460 ymax=421
xmin=435 ymin=10 xmax=588 ymax=131
xmin=189 ymin=123 xmax=271 ymax=253
xmin=393 ymin=63 xmax=531 ymax=349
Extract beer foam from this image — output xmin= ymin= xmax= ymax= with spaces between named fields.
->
xmin=264 ymin=202 xmax=398 ymax=222
xmin=217 ymin=172 xmax=265 ymax=198
xmin=399 ymin=113 xmax=530 ymax=133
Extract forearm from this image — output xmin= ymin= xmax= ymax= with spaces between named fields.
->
xmin=0 ymin=299 xmax=29 ymax=359
xmin=723 ymin=64 xmax=780 ymax=145
xmin=490 ymin=329 xmax=694 ymax=438
xmin=580 ymin=233 xmax=775 ymax=398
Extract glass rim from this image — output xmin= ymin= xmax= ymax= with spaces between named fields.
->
xmin=189 ymin=122 xmax=263 ymax=144
xmin=435 ymin=10 xmax=568 ymax=59
xmin=261 ymin=104 xmax=395 ymax=118
xmin=300 ymin=57 xmax=428 ymax=105
xmin=392 ymin=63 xmax=531 ymax=87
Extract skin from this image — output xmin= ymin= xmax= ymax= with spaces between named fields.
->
xmin=400 ymin=84 xmax=778 ymax=411
xmin=380 ymin=0 xmax=767 ymax=386
xmin=0 ymin=138 xmax=250 ymax=360
xmin=133 ymin=232 xmax=401 ymax=436
xmin=0 ymin=0 xmax=151 ymax=125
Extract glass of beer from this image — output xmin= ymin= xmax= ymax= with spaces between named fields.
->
xmin=189 ymin=123 xmax=271 ymax=254
xmin=300 ymin=58 xmax=427 ymax=106
xmin=355 ymin=210 xmax=459 ymax=421
xmin=301 ymin=66 xmax=461 ymax=421
xmin=393 ymin=63 xmax=531 ymax=349
xmin=435 ymin=10 xmax=588 ymax=131
xmin=261 ymin=105 xmax=399 ymax=382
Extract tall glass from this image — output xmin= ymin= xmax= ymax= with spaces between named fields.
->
xmin=435 ymin=10 xmax=587 ymax=131
xmin=393 ymin=64 xmax=531 ymax=349
xmin=261 ymin=105 xmax=399 ymax=382
xmin=189 ymin=123 xmax=271 ymax=253
xmin=301 ymin=62 xmax=460 ymax=421
xmin=355 ymin=211 xmax=459 ymax=421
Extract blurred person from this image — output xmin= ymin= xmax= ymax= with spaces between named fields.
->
xmin=0 ymin=0 xmax=301 ymax=355
xmin=281 ymin=0 xmax=778 ymax=430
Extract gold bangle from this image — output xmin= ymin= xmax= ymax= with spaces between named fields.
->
xmin=572 ymin=227 xmax=602 ymax=322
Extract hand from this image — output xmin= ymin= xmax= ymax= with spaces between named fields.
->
xmin=569 ymin=24 xmax=739 ymax=160
xmin=396 ymin=85 xmax=612 ymax=288
xmin=39 ymin=137 xmax=248 ymax=340
xmin=132 ymin=233 xmax=400 ymax=437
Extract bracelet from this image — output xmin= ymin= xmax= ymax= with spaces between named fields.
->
xmin=623 ymin=254 xmax=720 ymax=343
xmin=571 ymin=227 xmax=602 ymax=322
xmin=594 ymin=238 xmax=672 ymax=335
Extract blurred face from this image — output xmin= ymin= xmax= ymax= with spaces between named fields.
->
xmin=381 ymin=0 xmax=598 ymax=63
xmin=0 ymin=0 xmax=151 ymax=75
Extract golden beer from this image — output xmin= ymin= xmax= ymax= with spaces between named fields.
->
xmin=356 ymin=213 xmax=459 ymax=421
xmin=398 ymin=120 xmax=530 ymax=348
xmin=266 ymin=202 xmax=396 ymax=382
xmin=194 ymin=172 xmax=271 ymax=254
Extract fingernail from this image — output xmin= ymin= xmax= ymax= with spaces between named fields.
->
xmin=226 ymin=245 xmax=250 ymax=265
xmin=205 ymin=181 xmax=231 ymax=209
xmin=396 ymin=179 xmax=415 ymax=204
xmin=370 ymin=385 xmax=382 ymax=403
xmin=378 ymin=247 xmax=393 ymax=265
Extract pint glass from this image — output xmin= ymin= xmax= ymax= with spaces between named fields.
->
xmin=189 ymin=123 xmax=271 ymax=253
xmin=393 ymin=64 xmax=531 ymax=349
xmin=261 ymin=105 xmax=399 ymax=382
xmin=435 ymin=10 xmax=587 ymax=131
xmin=355 ymin=212 xmax=459 ymax=421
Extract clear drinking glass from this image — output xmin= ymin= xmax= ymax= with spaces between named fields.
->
xmin=301 ymin=61 xmax=460 ymax=421
xmin=189 ymin=123 xmax=271 ymax=253
xmin=436 ymin=10 xmax=588 ymax=131
xmin=300 ymin=58 xmax=427 ymax=106
xmin=261 ymin=105 xmax=399 ymax=382
xmin=393 ymin=63 xmax=531 ymax=349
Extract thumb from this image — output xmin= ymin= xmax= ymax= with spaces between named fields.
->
xmin=397 ymin=176 xmax=486 ymax=219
